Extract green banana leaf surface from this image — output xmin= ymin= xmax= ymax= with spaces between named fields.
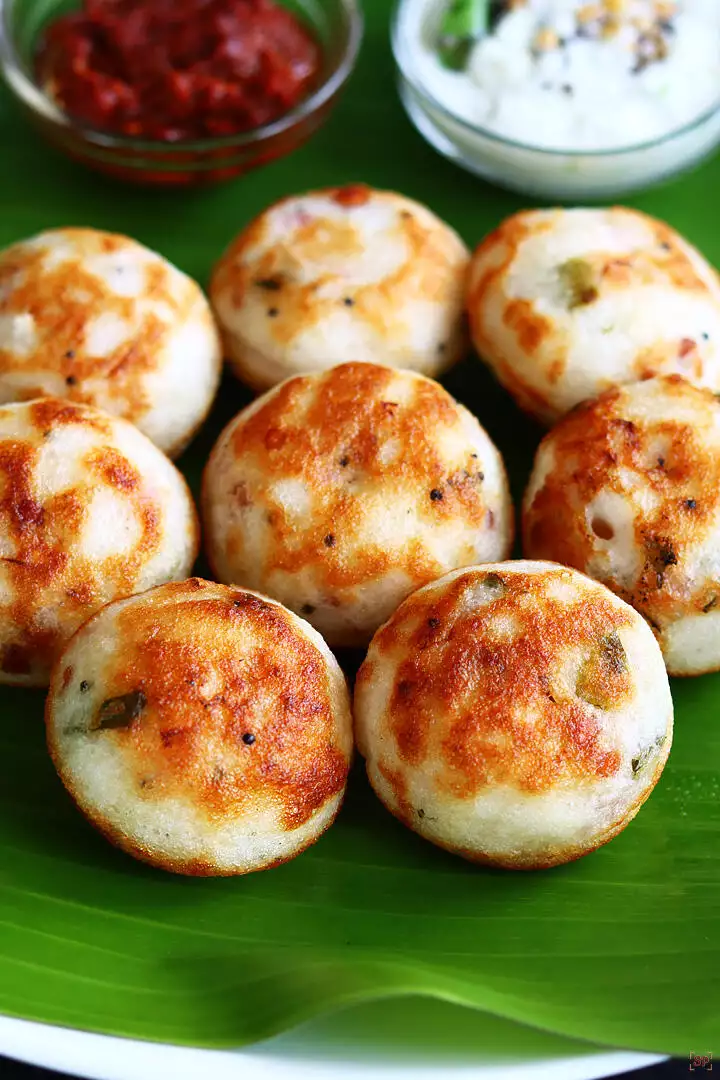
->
xmin=0 ymin=0 xmax=718 ymax=1059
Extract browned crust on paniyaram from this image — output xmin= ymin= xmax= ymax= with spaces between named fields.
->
xmin=466 ymin=208 xmax=720 ymax=420
xmin=358 ymin=567 xmax=632 ymax=801
xmin=203 ymin=363 xmax=509 ymax=598
xmin=46 ymin=579 xmax=351 ymax=873
xmin=210 ymin=186 xmax=470 ymax=370
xmin=522 ymin=374 xmax=720 ymax=632
xmin=366 ymin=751 xmax=665 ymax=871
xmin=355 ymin=563 xmax=669 ymax=869
xmin=58 ymin=788 xmax=347 ymax=877
xmin=0 ymin=398 xmax=198 ymax=683
xmin=467 ymin=213 xmax=564 ymax=412
xmin=0 ymin=228 xmax=216 ymax=444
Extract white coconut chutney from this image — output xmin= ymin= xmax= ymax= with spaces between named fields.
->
xmin=394 ymin=0 xmax=720 ymax=197
xmin=410 ymin=1 xmax=720 ymax=151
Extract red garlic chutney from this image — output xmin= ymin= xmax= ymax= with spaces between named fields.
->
xmin=36 ymin=0 xmax=322 ymax=141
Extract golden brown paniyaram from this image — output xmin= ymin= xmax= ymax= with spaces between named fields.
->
xmin=523 ymin=374 xmax=720 ymax=676
xmin=210 ymin=184 xmax=470 ymax=390
xmin=0 ymin=228 xmax=222 ymax=457
xmin=354 ymin=561 xmax=672 ymax=870
xmin=202 ymin=362 xmax=513 ymax=647
xmin=467 ymin=207 xmax=720 ymax=426
xmin=46 ymin=579 xmax=353 ymax=876
xmin=0 ymin=397 xmax=198 ymax=687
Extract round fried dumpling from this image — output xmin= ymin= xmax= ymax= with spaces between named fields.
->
xmin=202 ymin=362 xmax=513 ymax=647
xmin=523 ymin=375 xmax=720 ymax=676
xmin=467 ymin=207 xmax=720 ymax=425
xmin=0 ymin=398 xmax=198 ymax=686
xmin=210 ymin=184 xmax=470 ymax=390
xmin=46 ymin=579 xmax=353 ymax=875
xmin=355 ymin=562 xmax=672 ymax=870
xmin=0 ymin=228 xmax=222 ymax=456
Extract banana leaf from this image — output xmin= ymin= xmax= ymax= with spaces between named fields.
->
xmin=0 ymin=0 xmax=718 ymax=1057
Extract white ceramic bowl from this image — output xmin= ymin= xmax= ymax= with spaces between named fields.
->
xmin=391 ymin=0 xmax=720 ymax=201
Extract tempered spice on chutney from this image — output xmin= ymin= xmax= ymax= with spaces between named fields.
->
xmin=35 ymin=0 xmax=322 ymax=142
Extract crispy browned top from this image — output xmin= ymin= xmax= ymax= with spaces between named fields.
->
xmin=210 ymin=186 xmax=469 ymax=347
xmin=523 ymin=375 xmax=720 ymax=625
xmin=63 ymin=580 xmax=350 ymax=828
xmin=467 ymin=209 xmax=720 ymax=413
xmin=357 ymin=566 xmax=634 ymax=800
xmin=468 ymin=212 xmax=558 ymax=410
xmin=0 ymin=398 xmax=183 ymax=680
xmin=209 ymin=363 xmax=498 ymax=591
xmin=0 ymin=228 xmax=204 ymax=421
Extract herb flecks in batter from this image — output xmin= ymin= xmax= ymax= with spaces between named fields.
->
xmin=482 ymin=571 xmax=505 ymax=596
xmin=93 ymin=689 xmax=147 ymax=731
xmin=646 ymin=537 xmax=678 ymax=589
xmin=632 ymin=735 xmax=667 ymax=777
xmin=576 ymin=631 xmax=629 ymax=710
xmin=559 ymin=258 xmax=600 ymax=309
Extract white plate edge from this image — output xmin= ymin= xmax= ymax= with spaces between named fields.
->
xmin=0 ymin=1014 xmax=667 ymax=1080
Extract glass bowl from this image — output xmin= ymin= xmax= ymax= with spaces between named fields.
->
xmin=391 ymin=0 xmax=720 ymax=202
xmin=0 ymin=0 xmax=363 ymax=187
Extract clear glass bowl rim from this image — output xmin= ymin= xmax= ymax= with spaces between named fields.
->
xmin=0 ymin=0 xmax=363 ymax=152
xmin=390 ymin=0 xmax=720 ymax=160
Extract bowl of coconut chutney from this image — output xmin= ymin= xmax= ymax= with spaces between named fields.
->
xmin=392 ymin=0 xmax=720 ymax=200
